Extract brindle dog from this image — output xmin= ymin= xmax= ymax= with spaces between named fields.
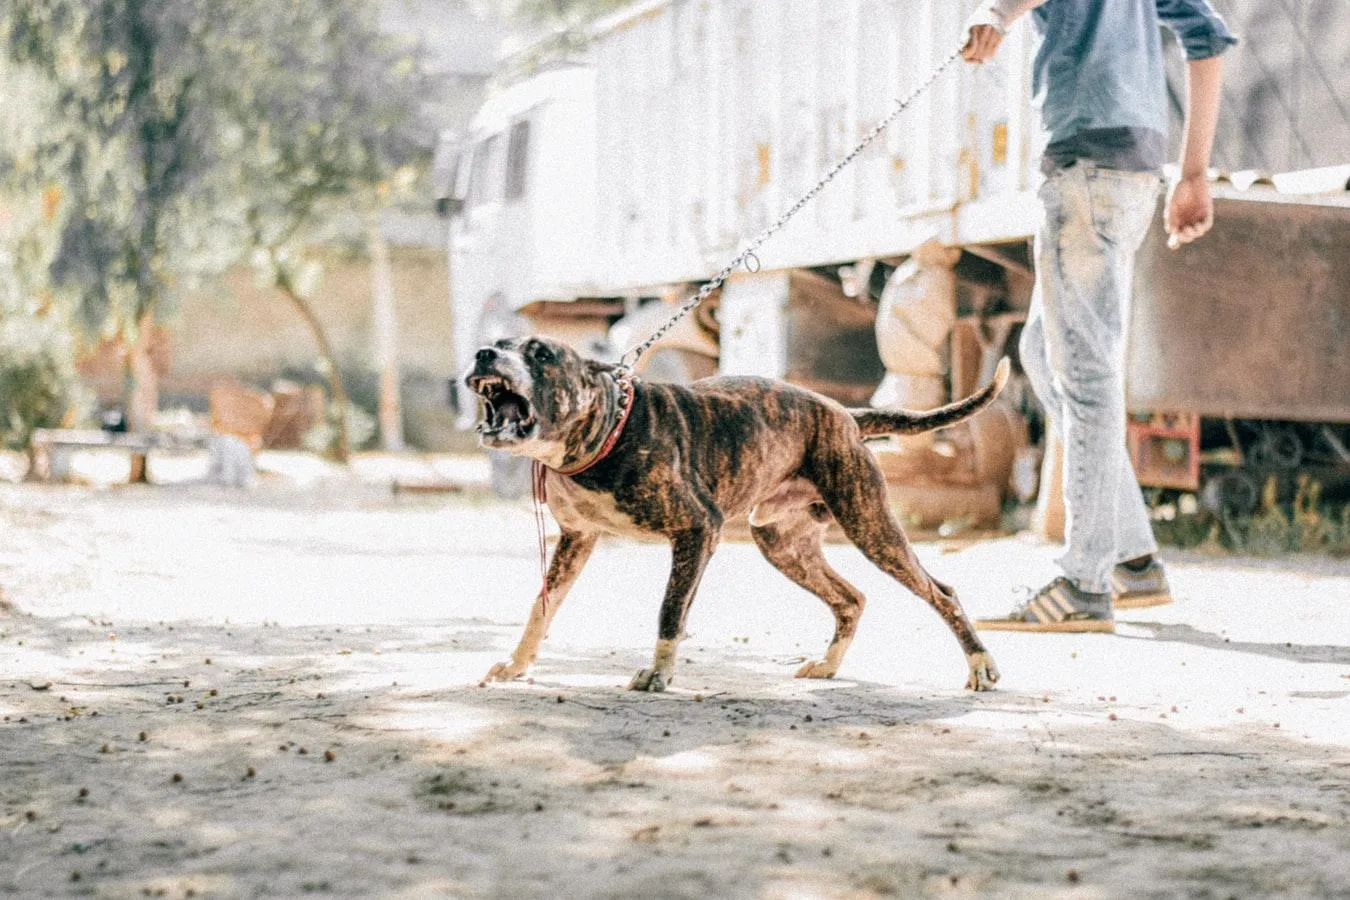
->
xmin=467 ymin=337 xmax=1008 ymax=692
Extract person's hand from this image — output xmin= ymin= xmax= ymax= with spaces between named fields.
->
xmin=962 ymin=23 xmax=1004 ymax=62
xmin=1164 ymin=173 xmax=1214 ymax=249
xmin=962 ymin=6 xmax=1006 ymax=63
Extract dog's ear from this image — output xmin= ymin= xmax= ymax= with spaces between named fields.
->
xmin=583 ymin=359 xmax=617 ymax=378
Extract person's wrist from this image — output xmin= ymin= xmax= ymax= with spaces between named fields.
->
xmin=965 ymin=4 xmax=1008 ymax=35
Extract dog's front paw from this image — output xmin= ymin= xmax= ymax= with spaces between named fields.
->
xmin=965 ymin=652 xmax=1000 ymax=691
xmin=627 ymin=668 xmax=670 ymax=692
xmin=794 ymin=659 xmax=838 ymax=679
xmin=480 ymin=661 xmax=526 ymax=685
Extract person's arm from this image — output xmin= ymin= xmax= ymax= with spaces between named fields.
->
xmin=962 ymin=0 xmax=1048 ymax=62
xmin=1155 ymin=0 xmax=1236 ymax=248
xmin=1165 ymin=54 xmax=1224 ymax=248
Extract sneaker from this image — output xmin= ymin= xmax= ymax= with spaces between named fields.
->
xmin=1111 ymin=559 xmax=1172 ymax=610
xmin=976 ymin=577 xmax=1115 ymax=633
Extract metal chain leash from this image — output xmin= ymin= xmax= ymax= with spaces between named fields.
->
xmin=617 ymin=44 xmax=966 ymax=376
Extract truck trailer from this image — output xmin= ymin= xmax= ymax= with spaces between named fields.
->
xmin=442 ymin=0 xmax=1350 ymax=523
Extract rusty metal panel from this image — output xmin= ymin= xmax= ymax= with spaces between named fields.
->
xmin=783 ymin=271 xmax=885 ymax=405
xmin=718 ymin=270 xmax=883 ymax=405
xmin=1129 ymin=191 xmax=1350 ymax=423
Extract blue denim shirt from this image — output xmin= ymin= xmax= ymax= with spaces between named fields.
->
xmin=1030 ymin=0 xmax=1237 ymax=172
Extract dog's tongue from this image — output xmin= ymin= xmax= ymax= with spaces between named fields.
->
xmin=494 ymin=394 xmax=526 ymax=426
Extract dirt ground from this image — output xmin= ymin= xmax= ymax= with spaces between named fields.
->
xmin=2 ymin=456 xmax=1349 ymax=898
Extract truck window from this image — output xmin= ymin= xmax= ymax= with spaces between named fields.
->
xmin=505 ymin=120 xmax=531 ymax=201
xmin=446 ymin=151 xmax=461 ymax=200
xmin=435 ymin=149 xmax=463 ymax=218
xmin=467 ymin=133 xmax=502 ymax=207
xmin=430 ymin=134 xmax=462 ymax=201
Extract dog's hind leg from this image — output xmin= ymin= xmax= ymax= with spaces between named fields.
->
xmin=809 ymin=447 xmax=999 ymax=691
xmin=629 ymin=525 xmax=720 ymax=692
xmin=751 ymin=510 xmax=867 ymax=679
xmin=482 ymin=529 xmax=599 ymax=684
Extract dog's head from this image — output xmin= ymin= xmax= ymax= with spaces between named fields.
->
xmin=464 ymin=337 xmax=615 ymax=465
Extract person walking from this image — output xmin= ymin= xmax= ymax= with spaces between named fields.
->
xmin=964 ymin=0 xmax=1236 ymax=632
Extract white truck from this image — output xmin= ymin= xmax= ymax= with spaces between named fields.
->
xmin=444 ymin=0 xmax=1350 ymax=520
xmin=445 ymin=0 xmax=1041 ymax=404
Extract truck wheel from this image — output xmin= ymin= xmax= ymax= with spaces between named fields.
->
xmin=1250 ymin=425 xmax=1304 ymax=470
xmin=1201 ymin=469 xmax=1260 ymax=517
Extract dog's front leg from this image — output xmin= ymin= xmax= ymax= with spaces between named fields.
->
xmin=629 ymin=526 xmax=719 ymax=692
xmin=482 ymin=529 xmax=598 ymax=684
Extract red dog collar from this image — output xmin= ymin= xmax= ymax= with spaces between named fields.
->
xmin=553 ymin=376 xmax=636 ymax=477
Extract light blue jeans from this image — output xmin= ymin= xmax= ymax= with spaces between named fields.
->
xmin=1021 ymin=162 xmax=1163 ymax=594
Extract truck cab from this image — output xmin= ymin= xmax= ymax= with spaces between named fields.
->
xmin=444 ymin=65 xmax=600 ymax=426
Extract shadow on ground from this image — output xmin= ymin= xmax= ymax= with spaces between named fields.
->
xmin=3 ymin=608 xmax=1349 ymax=899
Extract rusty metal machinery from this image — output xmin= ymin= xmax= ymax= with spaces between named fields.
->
xmin=1129 ymin=185 xmax=1350 ymax=511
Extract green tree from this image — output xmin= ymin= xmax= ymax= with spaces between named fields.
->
xmin=478 ymin=0 xmax=631 ymax=67
xmin=3 ymin=0 xmax=239 ymax=459
xmin=217 ymin=0 xmax=433 ymax=460
xmin=482 ymin=0 xmax=631 ymax=30
xmin=3 ymin=0 xmax=434 ymax=463
xmin=0 ymin=51 xmax=93 ymax=475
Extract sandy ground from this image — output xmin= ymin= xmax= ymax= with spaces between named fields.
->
xmin=2 ymin=456 xmax=1349 ymax=898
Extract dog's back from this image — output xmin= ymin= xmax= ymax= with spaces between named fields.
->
xmin=616 ymin=376 xmax=836 ymax=514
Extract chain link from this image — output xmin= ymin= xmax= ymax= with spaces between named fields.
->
xmin=618 ymin=45 xmax=965 ymax=376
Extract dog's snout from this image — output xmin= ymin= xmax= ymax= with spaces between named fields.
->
xmin=476 ymin=347 xmax=497 ymax=365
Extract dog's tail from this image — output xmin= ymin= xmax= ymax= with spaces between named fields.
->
xmin=850 ymin=358 xmax=1010 ymax=438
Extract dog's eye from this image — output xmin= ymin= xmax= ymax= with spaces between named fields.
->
xmin=528 ymin=342 xmax=554 ymax=363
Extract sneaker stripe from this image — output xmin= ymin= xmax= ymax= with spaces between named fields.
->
xmin=978 ymin=577 xmax=1115 ymax=632
xmin=1047 ymin=589 xmax=1076 ymax=617
xmin=1110 ymin=570 xmax=1133 ymax=594
xmin=1112 ymin=562 xmax=1172 ymax=607
xmin=1030 ymin=596 xmax=1063 ymax=623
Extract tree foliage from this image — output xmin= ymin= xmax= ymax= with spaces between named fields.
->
xmin=478 ymin=0 xmax=632 ymax=30
xmin=0 ymin=313 xmax=85 ymax=450
xmin=3 ymin=0 xmax=238 ymax=336
xmin=1 ymin=0 xmax=436 ymax=450
xmin=218 ymin=0 xmax=434 ymax=460
xmin=224 ymin=0 xmax=432 ymax=256
xmin=472 ymin=0 xmax=631 ymax=68
xmin=3 ymin=0 xmax=434 ymax=326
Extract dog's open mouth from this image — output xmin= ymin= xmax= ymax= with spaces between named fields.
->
xmin=471 ymin=375 xmax=537 ymax=441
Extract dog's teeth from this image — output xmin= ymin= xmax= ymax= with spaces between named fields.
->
xmin=474 ymin=376 xmax=506 ymax=397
